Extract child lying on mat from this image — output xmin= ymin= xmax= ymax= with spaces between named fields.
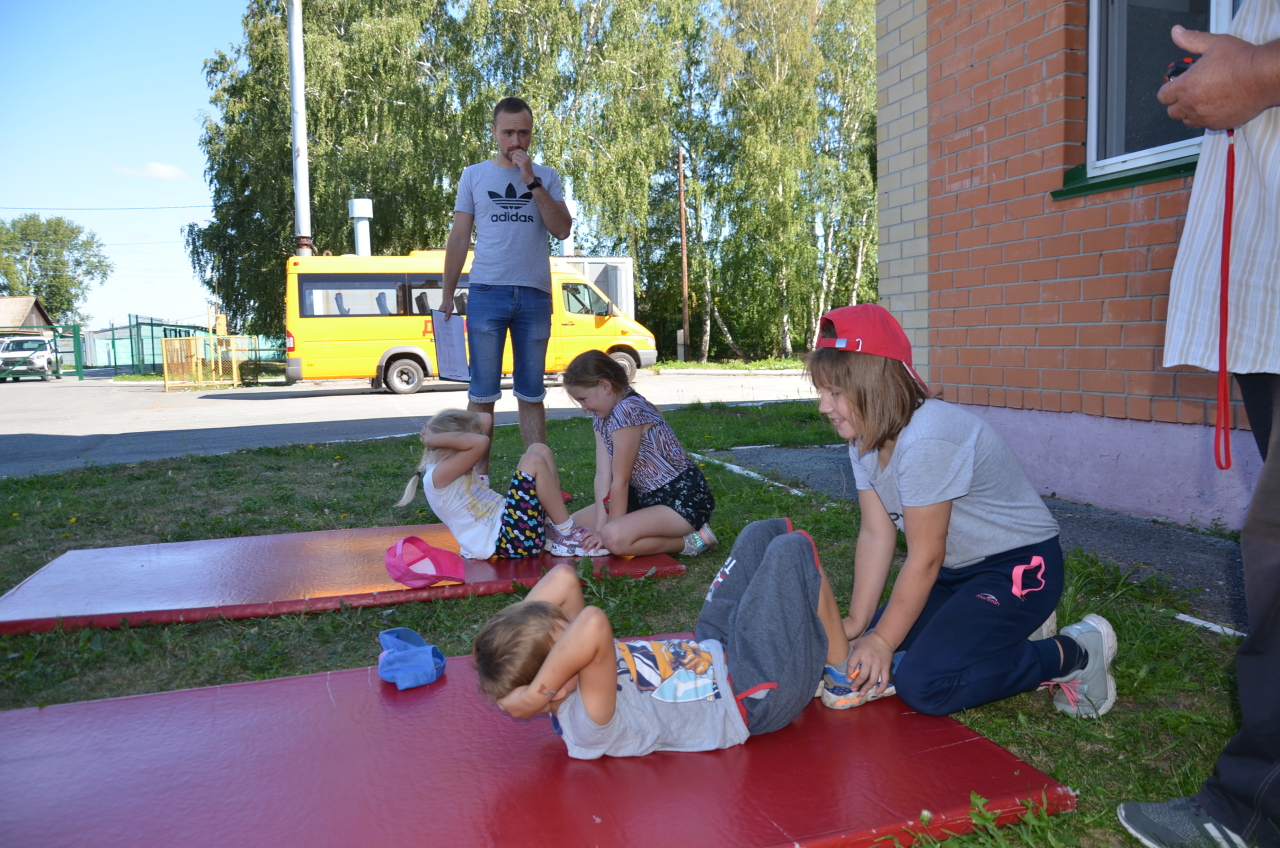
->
xmin=397 ymin=409 xmax=600 ymax=559
xmin=474 ymin=519 xmax=856 ymax=759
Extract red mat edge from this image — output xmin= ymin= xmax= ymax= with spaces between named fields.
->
xmin=0 ymin=561 xmax=685 ymax=635
xmin=783 ymin=782 xmax=1077 ymax=848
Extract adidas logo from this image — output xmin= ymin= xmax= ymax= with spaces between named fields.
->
xmin=488 ymin=183 xmax=534 ymax=210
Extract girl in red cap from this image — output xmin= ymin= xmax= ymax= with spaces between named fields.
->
xmin=805 ymin=303 xmax=1116 ymax=720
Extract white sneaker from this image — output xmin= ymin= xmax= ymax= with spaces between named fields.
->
xmin=1046 ymin=614 xmax=1117 ymax=718
xmin=681 ymin=524 xmax=717 ymax=556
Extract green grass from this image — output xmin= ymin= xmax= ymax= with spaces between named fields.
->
xmin=652 ymin=356 xmax=805 ymax=372
xmin=0 ymin=401 xmax=1241 ymax=847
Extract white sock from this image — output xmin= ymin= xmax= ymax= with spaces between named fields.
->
xmin=553 ymin=518 xmax=573 ymax=533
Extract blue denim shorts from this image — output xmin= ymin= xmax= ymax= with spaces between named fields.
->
xmin=465 ymin=284 xmax=551 ymax=404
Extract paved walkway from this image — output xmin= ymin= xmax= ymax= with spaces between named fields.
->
xmin=708 ymin=445 xmax=1248 ymax=633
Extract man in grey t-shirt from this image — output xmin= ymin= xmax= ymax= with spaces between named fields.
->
xmin=441 ymin=97 xmax=572 ymax=464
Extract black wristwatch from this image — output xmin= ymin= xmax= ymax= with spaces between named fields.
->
xmin=526 ymin=175 xmax=543 ymax=190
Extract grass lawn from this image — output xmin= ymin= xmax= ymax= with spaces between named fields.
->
xmin=0 ymin=401 xmax=1239 ymax=847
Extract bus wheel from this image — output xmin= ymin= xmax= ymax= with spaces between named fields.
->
xmin=610 ymin=351 xmax=638 ymax=382
xmin=386 ymin=359 xmax=425 ymax=394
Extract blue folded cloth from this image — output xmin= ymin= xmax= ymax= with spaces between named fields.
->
xmin=377 ymin=627 xmax=446 ymax=690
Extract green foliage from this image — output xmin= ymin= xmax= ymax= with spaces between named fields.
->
xmin=185 ymin=0 xmax=878 ymax=352
xmin=0 ymin=214 xmax=113 ymax=323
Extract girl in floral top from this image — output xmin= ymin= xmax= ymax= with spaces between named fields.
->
xmin=563 ymin=350 xmax=716 ymax=556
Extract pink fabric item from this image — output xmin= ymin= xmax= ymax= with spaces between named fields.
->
xmin=385 ymin=536 xmax=467 ymax=588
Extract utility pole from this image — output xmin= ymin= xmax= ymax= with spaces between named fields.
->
xmin=286 ymin=0 xmax=313 ymax=256
xmin=677 ymin=146 xmax=690 ymax=362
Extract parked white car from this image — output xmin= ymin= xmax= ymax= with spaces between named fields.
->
xmin=0 ymin=337 xmax=61 ymax=381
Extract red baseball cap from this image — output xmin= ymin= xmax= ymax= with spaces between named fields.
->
xmin=815 ymin=304 xmax=928 ymax=389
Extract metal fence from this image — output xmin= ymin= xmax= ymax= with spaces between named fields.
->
xmin=162 ymin=336 xmax=262 ymax=390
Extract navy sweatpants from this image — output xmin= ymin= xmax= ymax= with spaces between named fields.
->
xmin=875 ymin=536 xmax=1065 ymax=716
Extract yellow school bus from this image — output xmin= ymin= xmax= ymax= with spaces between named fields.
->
xmin=284 ymin=250 xmax=657 ymax=393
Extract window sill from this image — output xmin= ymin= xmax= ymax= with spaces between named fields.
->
xmin=1050 ymin=155 xmax=1199 ymax=201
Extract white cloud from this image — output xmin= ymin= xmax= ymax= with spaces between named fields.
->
xmin=113 ymin=162 xmax=189 ymax=181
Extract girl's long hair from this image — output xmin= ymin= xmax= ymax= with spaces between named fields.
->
xmin=395 ymin=409 xmax=483 ymax=507
xmin=805 ymin=348 xmax=930 ymax=454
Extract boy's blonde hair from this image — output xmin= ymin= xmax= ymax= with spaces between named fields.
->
xmin=473 ymin=601 xmax=570 ymax=701
xmin=562 ymin=349 xmax=628 ymax=395
xmin=805 ymin=346 xmax=930 ymax=454
xmin=395 ymin=409 xmax=484 ymax=507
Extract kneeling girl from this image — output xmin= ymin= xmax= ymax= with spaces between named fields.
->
xmin=807 ymin=305 xmax=1116 ymax=719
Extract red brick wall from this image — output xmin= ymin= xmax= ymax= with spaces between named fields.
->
xmin=925 ymin=0 xmax=1247 ymax=428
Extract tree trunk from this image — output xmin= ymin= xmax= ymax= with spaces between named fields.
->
xmin=712 ymin=302 xmax=747 ymax=359
xmin=779 ymin=269 xmax=792 ymax=358
xmin=850 ymin=228 xmax=868 ymax=306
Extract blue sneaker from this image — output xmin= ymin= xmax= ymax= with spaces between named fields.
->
xmin=819 ymin=651 xmax=904 ymax=710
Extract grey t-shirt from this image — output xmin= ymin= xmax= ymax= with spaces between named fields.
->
xmin=850 ymin=399 xmax=1059 ymax=569
xmin=454 ymin=160 xmax=566 ymax=293
xmin=551 ymin=637 xmax=749 ymax=759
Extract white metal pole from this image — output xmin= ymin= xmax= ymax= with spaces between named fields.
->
xmin=286 ymin=0 xmax=313 ymax=256
xmin=349 ymin=199 xmax=373 ymax=256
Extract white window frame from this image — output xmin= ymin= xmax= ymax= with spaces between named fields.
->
xmin=1086 ymin=0 xmax=1235 ymax=177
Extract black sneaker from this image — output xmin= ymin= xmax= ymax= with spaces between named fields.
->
xmin=1117 ymin=797 xmax=1251 ymax=848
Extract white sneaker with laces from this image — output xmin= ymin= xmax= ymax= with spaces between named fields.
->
xmin=1046 ymin=613 xmax=1117 ymax=718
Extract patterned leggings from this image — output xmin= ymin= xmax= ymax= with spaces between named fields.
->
xmin=492 ymin=471 xmax=547 ymax=558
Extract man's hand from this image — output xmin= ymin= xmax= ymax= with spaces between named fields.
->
xmin=1158 ymin=25 xmax=1280 ymax=130
xmin=510 ymin=148 xmax=536 ymax=185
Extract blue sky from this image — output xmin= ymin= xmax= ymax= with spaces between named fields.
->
xmin=0 ymin=1 xmax=248 ymax=329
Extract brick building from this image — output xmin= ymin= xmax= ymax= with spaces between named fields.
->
xmin=875 ymin=0 xmax=1261 ymax=528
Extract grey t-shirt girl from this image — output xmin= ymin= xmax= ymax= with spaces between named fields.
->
xmin=849 ymin=399 xmax=1059 ymax=568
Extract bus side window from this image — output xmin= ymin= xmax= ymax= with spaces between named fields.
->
xmin=563 ymin=282 xmax=611 ymax=317
xmin=299 ymin=274 xmax=402 ymax=316
xmin=408 ymin=273 xmax=468 ymax=316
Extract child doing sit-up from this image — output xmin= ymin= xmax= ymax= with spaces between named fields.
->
xmin=397 ymin=409 xmax=597 ymax=559
xmin=562 ymin=350 xmax=716 ymax=556
xmin=806 ymin=304 xmax=1116 ymax=718
xmin=474 ymin=519 xmax=854 ymax=759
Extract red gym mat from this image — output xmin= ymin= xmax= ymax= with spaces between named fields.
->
xmin=0 ymin=524 xmax=682 ymax=634
xmin=0 ymin=658 xmax=1074 ymax=848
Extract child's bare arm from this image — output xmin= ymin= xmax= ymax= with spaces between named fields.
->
xmin=602 ymin=425 xmax=642 ymax=526
xmin=846 ymin=489 xmax=898 ymax=638
xmin=497 ymin=606 xmax=618 ymax=724
xmin=591 ymin=432 xmax=613 ymax=528
xmin=525 ymin=563 xmax=585 ymax=619
xmin=425 ymin=432 xmax=489 ymax=488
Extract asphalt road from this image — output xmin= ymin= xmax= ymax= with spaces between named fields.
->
xmin=0 ymin=369 xmax=815 ymax=478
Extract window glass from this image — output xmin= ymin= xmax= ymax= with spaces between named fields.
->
xmin=408 ymin=273 xmax=470 ymax=316
xmin=298 ymin=274 xmax=402 ymax=317
xmin=562 ymin=282 xmax=612 ymax=317
xmin=1089 ymin=0 xmax=1231 ymax=175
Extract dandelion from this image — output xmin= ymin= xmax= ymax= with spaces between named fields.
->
xmin=10 ymin=513 xmax=17 ymax=518
xmin=69 ymin=517 xmax=77 ymax=524
xmin=334 ymin=455 xmax=341 ymax=460
xmin=340 ymin=514 xmax=348 ymax=519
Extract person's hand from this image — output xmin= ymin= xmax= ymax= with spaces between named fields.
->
xmin=579 ymin=528 xmax=607 ymax=554
xmin=846 ymin=631 xmax=895 ymax=697
xmin=497 ymin=685 xmax=547 ymax=718
xmin=1158 ymin=26 xmax=1280 ymax=130
xmin=510 ymin=148 xmax=536 ymax=185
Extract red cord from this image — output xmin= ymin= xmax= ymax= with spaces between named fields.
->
xmin=1215 ymin=129 xmax=1235 ymax=471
